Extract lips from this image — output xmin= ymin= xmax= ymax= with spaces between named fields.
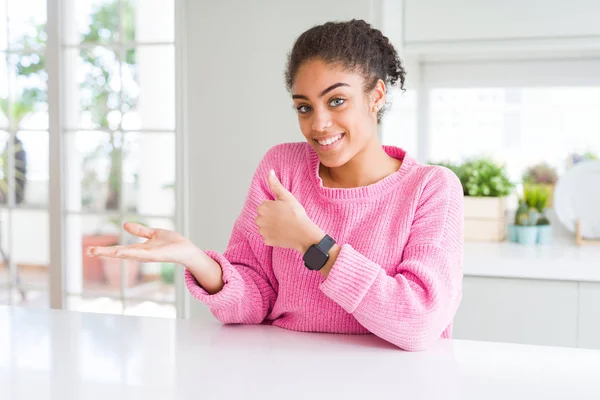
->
xmin=314 ymin=133 xmax=345 ymax=146
xmin=314 ymin=133 xmax=345 ymax=152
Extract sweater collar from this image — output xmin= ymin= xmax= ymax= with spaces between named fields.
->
xmin=306 ymin=143 xmax=415 ymax=201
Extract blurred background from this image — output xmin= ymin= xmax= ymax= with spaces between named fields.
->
xmin=0 ymin=0 xmax=599 ymax=350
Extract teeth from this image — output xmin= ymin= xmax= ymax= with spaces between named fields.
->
xmin=317 ymin=134 xmax=342 ymax=146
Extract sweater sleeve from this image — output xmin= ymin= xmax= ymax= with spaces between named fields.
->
xmin=319 ymin=167 xmax=464 ymax=351
xmin=184 ymin=145 xmax=292 ymax=324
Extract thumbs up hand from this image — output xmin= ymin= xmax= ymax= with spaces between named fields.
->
xmin=255 ymin=169 xmax=324 ymax=253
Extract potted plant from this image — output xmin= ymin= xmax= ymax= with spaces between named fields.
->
xmin=566 ymin=151 xmax=598 ymax=170
xmin=453 ymin=158 xmax=514 ymax=241
xmin=522 ymin=162 xmax=558 ymax=207
xmin=512 ymin=197 xmax=539 ymax=245
xmin=509 ymin=184 xmax=552 ymax=245
xmin=532 ymin=185 xmax=552 ymax=245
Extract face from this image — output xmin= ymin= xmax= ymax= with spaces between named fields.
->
xmin=291 ymin=59 xmax=385 ymax=168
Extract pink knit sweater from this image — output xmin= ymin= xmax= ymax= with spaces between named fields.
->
xmin=185 ymin=142 xmax=464 ymax=351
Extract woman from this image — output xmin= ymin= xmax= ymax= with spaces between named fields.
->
xmin=88 ymin=19 xmax=464 ymax=351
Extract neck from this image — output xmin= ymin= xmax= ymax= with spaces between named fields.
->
xmin=321 ymin=136 xmax=402 ymax=188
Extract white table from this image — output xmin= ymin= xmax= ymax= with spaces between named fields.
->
xmin=1 ymin=306 xmax=600 ymax=399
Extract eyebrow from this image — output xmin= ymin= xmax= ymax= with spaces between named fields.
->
xmin=292 ymin=82 xmax=350 ymax=100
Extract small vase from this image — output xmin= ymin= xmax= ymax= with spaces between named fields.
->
xmin=516 ymin=226 xmax=538 ymax=245
xmin=537 ymin=225 xmax=553 ymax=245
xmin=507 ymin=224 xmax=518 ymax=243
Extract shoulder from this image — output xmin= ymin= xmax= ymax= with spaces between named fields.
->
xmin=260 ymin=142 xmax=310 ymax=167
xmin=248 ymin=141 xmax=311 ymax=195
xmin=403 ymin=159 xmax=464 ymax=201
xmin=257 ymin=142 xmax=311 ymax=188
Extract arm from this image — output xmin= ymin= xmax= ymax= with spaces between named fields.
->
xmin=318 ymin=168 xmax=464 ymax=351
xmin=185 ymin=227 xmax=277 ymax=324
xmin=185 ymin=148 xmax=285 ymax=324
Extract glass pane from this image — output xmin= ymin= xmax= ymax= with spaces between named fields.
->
xmin=7 ymin=52 xmax=48 ymax=130
xmin=123 ymin=133 xmax=174 ymax=215
xmin=66 ymin=214 xmax=121 ymax=296
xmin=0 ymin=131 xmax=7 ymax=205
xmin=64 ymin=47 xmax=121 ymax=130
xmin=122 ymin=217 xmax=175 ymax=306
xmin=12 ymin=209 xmax=48 ymax=288
xmin=13 ymin=288 xmax=48 ymax=308
xmin=0 ymin=208 xmax=9 ymax=285
xmin=0 ymin=288 xmax=19 ymax=305
xmin=65 ymin=131 xmax=122 ymax=212
xmin=7 ymin=0 xmax=46 ymax=51
xmin=16 ymin=131 xmax=48 ymax=207
xmin=429 ymin=87 xmax=600 ymax=181
xmin=127 ymin=0 xmax=174 ymax=43
xmin=64 ymin=0 xmax=119 ymax=45
xmin=121 ymin=46 xmax=175 ymax=131
xmin=0 ymin=54 xmax=7 ymax=127
xmin=0 ymin=1 xmax=7 ymax=50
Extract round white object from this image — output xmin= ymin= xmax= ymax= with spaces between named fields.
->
xmin=553 ymin=160 xmax=600 ymax=239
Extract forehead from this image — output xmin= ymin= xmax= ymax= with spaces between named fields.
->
xmin=292 ymin=59 xmax=364 ymax=96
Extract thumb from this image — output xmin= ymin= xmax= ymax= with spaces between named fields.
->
xmin=268 ymin=169 xmax=290 ymax=200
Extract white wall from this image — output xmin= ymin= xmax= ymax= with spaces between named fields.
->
xmin=404 ymin=0 xmax=600 ymax=43
xmin=184 ymin=0 xmax=382 ymax=320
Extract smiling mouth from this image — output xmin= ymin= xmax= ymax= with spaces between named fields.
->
xmin=314 ymin=133 xmax=345 ymax=146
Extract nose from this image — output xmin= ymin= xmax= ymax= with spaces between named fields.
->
xmin=311 ymin=108 xmax=332 ymax=133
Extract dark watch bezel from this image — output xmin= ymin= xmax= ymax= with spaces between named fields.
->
xmin=303 ymin=234 xmax=335 ymax=271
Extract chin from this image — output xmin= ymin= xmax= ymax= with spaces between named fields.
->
xmin=318 ymin=150 xmax=353 ymax=169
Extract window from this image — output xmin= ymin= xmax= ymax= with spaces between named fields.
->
xmin=428 ymin=87 xmax=600 ymax=181
xmin=0 ymin=0 xmax=50 ymax=307
xmin=381 ymin=59 xmax=600 ymax=184
xmin=62 ymin=0 xmax=177 ymax=317
xmin=0 ymin=0 xmax=183 ymax=319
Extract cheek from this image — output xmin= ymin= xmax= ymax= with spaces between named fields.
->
xmin=298 ymin=117 xmax=313 ymax=138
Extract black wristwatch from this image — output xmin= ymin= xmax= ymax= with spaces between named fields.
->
xmin=303 ymin=234 xmax=336 ymax=271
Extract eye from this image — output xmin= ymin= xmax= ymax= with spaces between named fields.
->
xmin=329 ymin=98 xmax=345 ymax=107
xmin=296 ymin=104 xmax=312 ymax=114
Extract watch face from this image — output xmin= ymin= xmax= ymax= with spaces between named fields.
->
xmin=303 ymin=245 xmax=329 ymax=271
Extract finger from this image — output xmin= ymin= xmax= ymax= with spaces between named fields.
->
xmin=87 ymin=245 xmax=128 ymax=258
xmin=88 ymin=244 xmax=151 ymax=261
xmin=123 ymin=222 xmax=154 ymax=239
xmin=268 ymin=169 xmax=290 ymax=200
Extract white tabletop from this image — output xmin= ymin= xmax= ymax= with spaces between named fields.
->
xmin=1 ymin=306 xmax=600 ymax=400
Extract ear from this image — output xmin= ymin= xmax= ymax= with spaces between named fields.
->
xmin=370 ymin=79 xmax=386 ymax=112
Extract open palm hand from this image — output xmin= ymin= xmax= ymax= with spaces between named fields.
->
xmin=86 ymin=222 xmax=198 ymax=265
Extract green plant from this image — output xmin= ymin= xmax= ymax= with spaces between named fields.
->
xmin=519 ymin=184 xmax=552 ymax=226
xmin=460 ymin=158 xmax=514 ymax=197
xmin=515 ymin=198 xmax=537 ymax=226
xmin=522 ymin=162 xmax=558 ymax=185
xmin=524 ymin=184 xmax=551 ymax=213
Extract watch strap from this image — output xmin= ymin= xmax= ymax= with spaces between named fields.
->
xmin=316 ymin=234 xmax=336 ymax=253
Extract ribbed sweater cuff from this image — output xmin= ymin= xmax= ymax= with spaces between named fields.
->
xmin=319 ymin=244 xmax=381 ymax=313
xmin=184 ymin=250 xmax=244 ymax=310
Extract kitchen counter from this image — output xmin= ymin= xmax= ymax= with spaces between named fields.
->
xmin=1 ymin=306 xmax=600 ymax=399
xmin=464 ymin=240 xmax=600 ymax=282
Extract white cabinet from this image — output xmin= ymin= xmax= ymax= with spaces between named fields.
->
xmin=453 ymin=276 xmax=579 ymax=347
xmin=579 ymin=282 xmax=600 ymax=350
xmin=404 ymin=0 xmax=600 ymax=43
